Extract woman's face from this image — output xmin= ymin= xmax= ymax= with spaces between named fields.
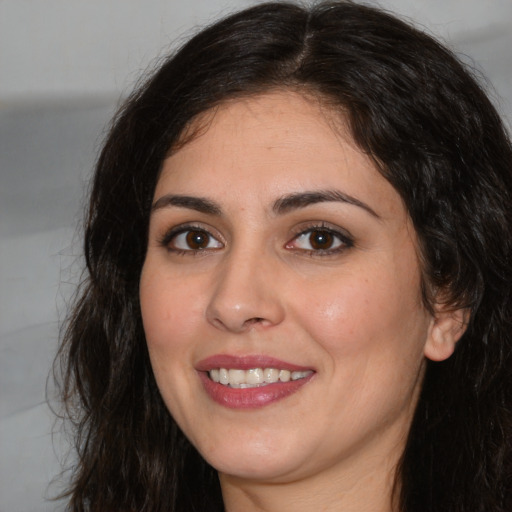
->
xmin=140 ymin=91 xmax=444 ymax=486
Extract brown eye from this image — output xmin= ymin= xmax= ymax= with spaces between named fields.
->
xmin=286 ymin=226 xmax=352 ymax=255
xmin=167 ymin=228 xmax=223 ymax=252
xmin=185 ymin=230 xmax=210 ymax=249
xmin=308 ymin=230 xmax=334 ymax=250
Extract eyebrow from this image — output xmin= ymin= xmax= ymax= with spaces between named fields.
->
xmin=272 ymin=190 xmax=380 ymax=218
xmin=151 ymin=189 xmax=379 ymax=219
xmin=152 ymin=194 xmax=222 ymax=215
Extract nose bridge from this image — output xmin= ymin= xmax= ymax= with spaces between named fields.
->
xmin=206 ymin=242 xmax=284 ymax=332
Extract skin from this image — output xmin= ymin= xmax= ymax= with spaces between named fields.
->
xmin=140 ymin=91 xmax=463 ymax=512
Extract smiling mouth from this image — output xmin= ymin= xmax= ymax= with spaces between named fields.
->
xmin=208 ymin=368 xmax=314 ymax=388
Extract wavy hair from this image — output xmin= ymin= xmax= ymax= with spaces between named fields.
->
xmin=56 ymin=2 xmax=512 ymax=511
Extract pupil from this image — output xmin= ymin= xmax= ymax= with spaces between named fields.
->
xmin=310 ymin=230 xmax=333 ymax=250
xmin=186 ymin=230 xmax=208 ymax=249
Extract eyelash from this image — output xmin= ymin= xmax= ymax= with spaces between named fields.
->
xmin=286 ymin=222 xmax=354 ymax=256
xmin=159 ymin=224 xmax=223 ymax=256
xmin=159 ymin=222 xmax=354 ymax=256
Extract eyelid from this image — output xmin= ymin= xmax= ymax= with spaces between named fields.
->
xmin=159 ymin=223 xmax=224 ymax=253
xmin=285 ymin=222 xmax=354 ymax=255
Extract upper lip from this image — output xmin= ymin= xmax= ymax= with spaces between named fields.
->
xmin=196 ymin=354 xmax=314 ymax=372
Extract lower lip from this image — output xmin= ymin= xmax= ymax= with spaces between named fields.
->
xmin=198 ymin=372 xmax=314 ymax=409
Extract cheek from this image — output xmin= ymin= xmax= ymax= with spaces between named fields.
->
xmin=139 ymin=264 xmax=202 ymax=353
xmin=139 ymin=264 xmax=204 ymax=422
xmin=297 ymin=270 xmax=429 ymax=425
xmin=295 ymin=264 xmax=428 ymax=361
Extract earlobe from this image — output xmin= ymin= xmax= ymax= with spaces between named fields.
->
xmin=424 ymin=307 xmax=469 ymax=362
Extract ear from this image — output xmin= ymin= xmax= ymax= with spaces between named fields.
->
xmin=424 ymin=306 xmax=469 ymax=362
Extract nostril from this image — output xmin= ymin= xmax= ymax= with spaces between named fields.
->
xmin=246 ymin=317 xmax=264 ymax=325
xmin=209 ymin=316 xmax=265 ymax=332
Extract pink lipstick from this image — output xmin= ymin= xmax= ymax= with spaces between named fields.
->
xmin=196 ymin=354 xmax=315 ymax=409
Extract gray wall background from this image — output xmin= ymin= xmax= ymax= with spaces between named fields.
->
xmin=1 ymin=1 xmax=510 ymax=510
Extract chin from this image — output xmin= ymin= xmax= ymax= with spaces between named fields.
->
xmin=198 ymin=432 xmax=308 ymax=482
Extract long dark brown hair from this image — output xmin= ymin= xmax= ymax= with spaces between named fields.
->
xmin=56 ymin=2 xmax=512 ymax=511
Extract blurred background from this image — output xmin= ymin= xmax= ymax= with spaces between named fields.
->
xmin=0 ymin=1 xmax=510 ymax=510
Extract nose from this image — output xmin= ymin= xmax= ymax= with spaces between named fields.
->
xmin=205 ymin=248 xmax=285 ymax=333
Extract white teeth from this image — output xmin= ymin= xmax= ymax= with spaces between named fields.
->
xmin=291 ymin=371 xmax=310 ymax=380
xmin=207 ymin=367 xmax=313 ymax=388
xmin=228 ymin=369 xmax=246 ymax=387
xmin=219 ymin=368 xmax=229 ymax=385
xmin=279 ymin=369 xmax=291 ymax=382
xmin=247 ymin=368 xmax=264 ymax=385
xmin=263 ymin=368 xmax=279 ymax=383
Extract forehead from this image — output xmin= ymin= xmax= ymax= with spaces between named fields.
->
xmin=172 ymin=91 xmax=349 ymax=158
xmin=156 ymin=91 xmax=406 ymax=222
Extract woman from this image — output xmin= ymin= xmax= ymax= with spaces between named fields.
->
xmin=57 ymin=1 xmax=512 ymax=511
